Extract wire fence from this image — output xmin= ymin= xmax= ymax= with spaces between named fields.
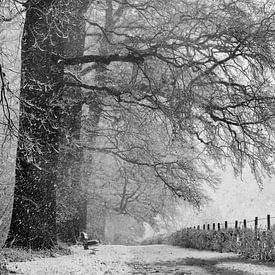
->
xmin=188 ymin=214 xmax=275 ymax=232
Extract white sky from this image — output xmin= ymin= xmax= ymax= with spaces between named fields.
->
xmin=175 ymin=165 xmax=275 ymax=230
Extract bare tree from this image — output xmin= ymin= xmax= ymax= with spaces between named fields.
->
xmin=4 ymin=0 xmax=275 ymax=248
xmin=60 ymin=0 xmax=275 ymax=242
xmin=70 ymin=0 xmax=275 ymax=184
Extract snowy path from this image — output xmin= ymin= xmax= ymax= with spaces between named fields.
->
xmin=7 ymin=244 xmax=275 ymax=274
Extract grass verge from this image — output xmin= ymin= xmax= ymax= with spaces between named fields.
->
xmin=168 ymin=228 xmax=275 ymax=262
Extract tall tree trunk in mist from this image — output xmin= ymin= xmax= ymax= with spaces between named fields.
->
xmin=57 ymin=0 xmax=90 ymax=243
xmin=8 ymin=0 xmax=64 ymax=249
xmin=85 ymin=0 xmax=114 ymax=241
xmin=84 ymin=101 xmax=103 ymax=240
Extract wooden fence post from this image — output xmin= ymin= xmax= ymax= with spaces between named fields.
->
xmin=218 ymin=223 xmax=220 ymax=231
xmin=225 ymin=221 xmax=228 ymax=230
xmin=213 ymin=223 xmax=215 ymax=230
xmin=203 ymin=224 xmax=205 ymax=230
xmin=197 ymin=225 xmax=200 ymax=230
xmin=235 ymin=220 xmax=238 ymax=229
xmin=243 ymin=219 xmax=247 ymax=229
xmin=255 ymin=217 xmax=258 ymax=231
xmin=207 ymin=224 xmax=210 ymax=230
xmin=267 ymin=214 xmax=271 ymax=230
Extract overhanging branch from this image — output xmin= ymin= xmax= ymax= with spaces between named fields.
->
xmin=59 ymin=53 xmax=145 ymax=66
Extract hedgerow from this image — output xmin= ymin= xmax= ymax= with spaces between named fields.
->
xmin=168 ymin=228 xmax=275 ymax=262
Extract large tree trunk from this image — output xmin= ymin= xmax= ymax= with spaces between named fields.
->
xmin=57 ymin=0 xmax=90 ymax=243
xmin=7 ymin=0 xmax=64 ymax=249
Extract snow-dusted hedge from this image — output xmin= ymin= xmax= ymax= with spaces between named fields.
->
xmin=168 ymin=228 xmax=275 ymax=262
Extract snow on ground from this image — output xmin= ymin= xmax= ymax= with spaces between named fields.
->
xmin=7 ymin=245 xmax=131 ymax=275
xmin=7 ymin=244 xmax=275 ymax=274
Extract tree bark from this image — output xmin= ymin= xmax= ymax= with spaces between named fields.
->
xmin=57 ymin=0 xmax=90 ymax=243
xmin=7 ymin=0 xmax=64 ymax=249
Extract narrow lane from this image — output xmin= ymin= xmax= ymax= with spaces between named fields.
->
xmin=7 ymin=245 xmax=275 ymax=274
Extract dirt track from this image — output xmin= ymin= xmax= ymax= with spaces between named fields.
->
xmin=7 ymin=244 xmax=275 ymax=274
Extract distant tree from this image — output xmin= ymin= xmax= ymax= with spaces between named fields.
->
xmin=82 ymin=98 xmax=215 ymax=237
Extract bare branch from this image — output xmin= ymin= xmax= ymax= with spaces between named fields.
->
xmin=59 ymin=53 xmax=145 ymax=66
